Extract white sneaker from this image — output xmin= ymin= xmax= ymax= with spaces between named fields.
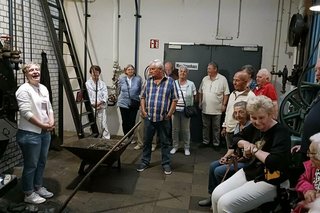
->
xmin=184 ymin=149 xmax=190 ymax=156
xmin=151 ymin=146 xmax=156 ymax=152
xmin=24 ymin=192 xmax=46 ymax=204
xmin=35 ymin=187 xmax=54 ymax=198
xmin=170 ymin=148 xmax=177 ymax=154
xmin=134 ymin=145 xmax=142 ymax=150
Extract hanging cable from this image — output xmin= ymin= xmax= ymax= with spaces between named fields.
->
xmin=29 ymin=0 xmax=32 ymax=61
xmin=73 ymin=1 xmax=97 ymax=67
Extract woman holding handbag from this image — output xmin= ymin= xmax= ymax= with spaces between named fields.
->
xmin=117 ymin=64 xmax=142 ymax=140
xmin=170 ymin=65 xmax=196 ymax=156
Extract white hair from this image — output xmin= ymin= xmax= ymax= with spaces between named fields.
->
xmin=310 ymin=132 xmax=320 ymax=160
xmin=258 ymin=68 xmax=271 ymax=81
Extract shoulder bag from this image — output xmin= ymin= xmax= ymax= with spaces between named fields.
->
xmin=125 ymin=79 xmax=140 ymax=108
xmin=178 ymin=81 xmax=197 ymax=118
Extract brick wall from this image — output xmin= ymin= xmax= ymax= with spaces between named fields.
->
xmin=0 ymin=0 xmax=59 ymax=173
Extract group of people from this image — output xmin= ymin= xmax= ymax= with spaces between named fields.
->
xmin=14 ymin=57 xmax=320 ymax=212
xmin=196 ymin=59 xmax=320 ymax=213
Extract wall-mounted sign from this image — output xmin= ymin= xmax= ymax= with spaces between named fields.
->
xmin=175 ymin=62 xmax=199 ymax=71
xmin=150 ymin=39 xmax=159 ymax=49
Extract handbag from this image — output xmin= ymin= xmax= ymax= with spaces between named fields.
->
xmin=177 ymin=81 xmax=197 ymax=118
xmin=129 ymin=98 xmax=140 ymax=108
xmin=184 ymin=105 xmax=197 ymax=118
xmin=125 ymin=79 xmax=140 ymax=108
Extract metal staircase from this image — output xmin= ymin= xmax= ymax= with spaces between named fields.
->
xmin=39 ymin=0 xmax=99 ymax=138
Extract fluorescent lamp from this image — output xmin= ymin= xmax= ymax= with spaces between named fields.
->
xmin=168 ymin=42 xmax=194 ymax=45
xmin=310 ymin=0 xmax=320 ymax=11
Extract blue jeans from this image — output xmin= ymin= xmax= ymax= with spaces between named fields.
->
xmin=16 ymin=129 xmax=51 ymax=194
xmin=141 ymin=118 xmax=171 ymax=167
xmin=208 ymin=160 xmax=248 ymax=194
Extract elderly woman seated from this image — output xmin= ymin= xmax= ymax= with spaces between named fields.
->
xmin=211 ymin=95 xmax=291 ymax=213
xmin=198 ymin=101 xmax=251 ymax=207
xmin=293 ymin=132 xmax=320 ymax=213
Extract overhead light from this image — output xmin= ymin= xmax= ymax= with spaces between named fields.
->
xmin=310 ymin=0 xmax=320 ymax=11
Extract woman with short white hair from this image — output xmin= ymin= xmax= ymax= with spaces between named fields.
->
xmin=170 ymin=65 xmax=196 ymax=156
xmin=294 ymin=132 xmax=320 ymax=212
xmin=211 ymin=95 xmax=291 ymax=213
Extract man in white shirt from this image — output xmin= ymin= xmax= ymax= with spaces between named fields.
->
xmin=221 ymin=71 xmax=255 ymax=148
xmin=198 ymin=62 xmax=230 ymax=147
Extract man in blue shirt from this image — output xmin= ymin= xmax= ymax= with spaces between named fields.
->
xmin=137 ymin=59 xmax=178 ymax=175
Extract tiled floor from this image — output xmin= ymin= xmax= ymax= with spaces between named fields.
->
xmin=0 ymin=132 xmax=226 ymax=212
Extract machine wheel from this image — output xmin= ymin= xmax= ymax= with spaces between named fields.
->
xmin=279 ymin=85 xmax=319 ymax=136
xmin=296 ymin=65 xmax=320 ymax=106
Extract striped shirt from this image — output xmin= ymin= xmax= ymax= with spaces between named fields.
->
xmin=141 ymin=76 xmax=178 ymax=122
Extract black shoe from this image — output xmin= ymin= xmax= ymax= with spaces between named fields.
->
xmin=198 ymin=197 xmax=212 ymax=207
xmin=137 ymin=163 xmax=148 ymax=172
xmin=163 ymin=165 xmax=172 ymax=175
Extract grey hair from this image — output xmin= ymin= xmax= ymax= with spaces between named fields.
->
xmin=310 ymin=132 xmax=320 ymax=160
xmin=232 ymin=101 xmax=249 ymax=120
xmin=258 ymin=68 xmax=271 ymax=81
xmin=149 ymin=59 xmax=164 ymax=70
xmin=208 ymin=62 xmax=218 ymax=70
xmin=234 ymin=101 xmax=247 ymax=109
xmin=240 ymin=64 xmax=256 ymax=79
xmin=22 ymin=62 xmax=40 ymax=74
xmin=178 ymin=65 xmax=189 ymax=73
xmin=246 ymin=95 xmax=274 ymax=115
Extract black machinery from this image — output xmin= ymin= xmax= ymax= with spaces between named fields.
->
xmin=0 ymin=34 xmax=21 ymax=196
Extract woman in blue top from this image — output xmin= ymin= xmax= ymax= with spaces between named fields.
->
xmin=170 ymin=65 xmax=196 ymax=156
xmin=117 ymin=64 xmax=142 ymax=138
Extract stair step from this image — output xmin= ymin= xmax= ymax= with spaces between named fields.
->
xmin=40 ymin=0 xmax=99 ymax=139
xmin=80 ymin=111 xmax=92 ymax=117
xmin=68 ymin=76 xmax=81 ymax=80
xmin=82 ymin=122 xmax=96 ymax=129
xmin=48 ymin=2 xmax=59 ymax=9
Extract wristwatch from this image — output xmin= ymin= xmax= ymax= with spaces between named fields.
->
xmin=252 ymin=147 xmax=259 ymax=154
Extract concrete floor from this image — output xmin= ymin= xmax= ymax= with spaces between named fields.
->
xmin=0 ymin=132 xmax=226 ymax=213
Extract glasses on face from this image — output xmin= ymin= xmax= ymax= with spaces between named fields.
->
xmin=307 ymin=150 xmax=318 ymax=157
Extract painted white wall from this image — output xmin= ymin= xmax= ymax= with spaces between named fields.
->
xmin=63 ymin=0 xmax=301 ymax=134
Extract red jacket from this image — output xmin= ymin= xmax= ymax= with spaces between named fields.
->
xmin=253 ymin=82 xmax=278 ymax=101
xmin=295 ymin=160 xmax=317 ymax=195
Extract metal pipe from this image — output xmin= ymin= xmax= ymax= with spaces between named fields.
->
xmin=58 ymin=0 xmax=64 ymax=149
xmin=75 ymin=2 xmax=95 ymax=66
xmin=8 ymin=0 xmax=13 ymax=48
xmin=29 ymin=0 xmax=32 ymax=61
xmin=237 ymin=0 xmax=242 ymax=38
xmin=21 ymin=0 xmax=25 ymax=82
xmin=275 ymin=0 xmax=285 ymax=73
xmin=14 ymin=0 xmax=17 ymax=50
xmin=216 ymin=0 xmax=221 ymax=37
xmin=284 ymin=0 xmax=293 ymax=57
xmin=134 ymin=0 xmax=141 ymax=73
xmin=113 ymin=0 xmax=120 ymax=64
xmin=271 ymin=0 xmax=281 ymax=81
xmin=84 ymin=0 xmax=89 ymax=81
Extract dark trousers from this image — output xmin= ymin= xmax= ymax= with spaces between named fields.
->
xmin=120 ymin=107 xmax=138 ymax=137
xmin=141 ymin=118 xmax=171 ymax=166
